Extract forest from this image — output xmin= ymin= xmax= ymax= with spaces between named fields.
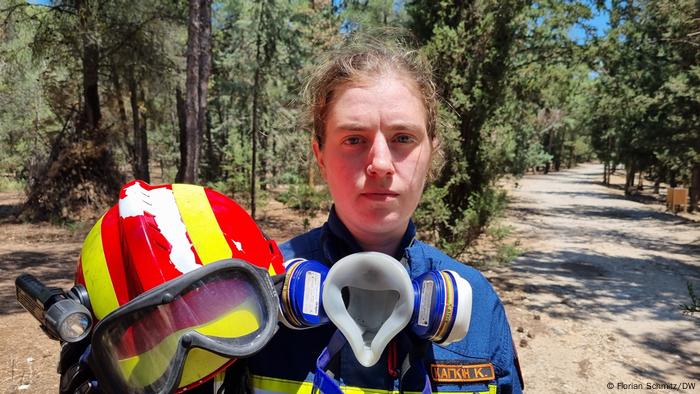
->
xmin=1 ymin=0 xmax=698 ymax=253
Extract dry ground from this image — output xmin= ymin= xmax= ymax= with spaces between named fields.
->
xmin=1 ymin=164 xmax=699 ymax=393
xmin=490 ymin=163 xmax=700 ymax=394
xmin=0 ymin=193 xmax=325 ymax=393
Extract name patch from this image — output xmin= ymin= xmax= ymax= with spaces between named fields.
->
xmin=430 ymin=362 xmax=495 ymax=383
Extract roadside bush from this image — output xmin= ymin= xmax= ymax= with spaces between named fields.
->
xmin=0 ymin=177 xmax=24 ymax=192
xmin=492 ymin=242 xmax=522 ymax=265
xmin=276 ymin=171 xmax=303 ymax=186
xmin=276 ymin=184 xmax=330 ymax=217
xmin=416 ymin=185 xmax=508 ymax=258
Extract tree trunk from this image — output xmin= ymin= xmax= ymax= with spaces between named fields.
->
xmin=138 ymin=82 xmax=150 ymax=182
xmin=175 ymin=87 xmax=187 ymax=182
xmin=250 ymin=1 xmax=270 ymax=219
xmin=111 ymin=67 xmax=134 ymax=162
xmin=568 ymin=145 xmax=575 ymax=168
xmin=181 ymin=0 xmax=202 ymax=183
xmin=606 ymin=136 xmax=614 ymax=180
xmin=177 ymin=0 xmax=211 ymax=184
xmin=554 ymin=140 xmax=562 ymax=171
xmin=669 ymin=169 xmax=677 ymax=188
xmin=603 ymin=161 xmax=609 ymax=185
xmin=637 ymin=170 xmax=643 ymax=191
xmin=625 ymin=162 xmax=636 ymax=196
xmin=271 ymin=136 xmax=277 ymax=182
xmin=690 ymin=163 xmax=700 ymax=213
xmin=260 ymin=116 xmax=268 ymax=191
xmin=128 ymin=69 xmax=141 ymax=179
xmin=82 ymin=39 xmax=101 ymax=131
xmin=197 ymin=0 xmax=212 ymax=181
xmin=203 ymin=110 xmax=218 ymax=181
xmin=251 ymin=63 xmax=261 ymax=220
xmin=128 ymin=67 xmax=149 ymax=182
xmin=544 ymin=128 xmax=554 ymax=174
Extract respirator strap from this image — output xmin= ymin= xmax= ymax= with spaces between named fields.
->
xmin=312 ymin=330 xmax=433 ymax=394
xmin=397 ymin=334 xmax=432 ymax=394
xmin=312 ymin=329 xmax=346 ymax=394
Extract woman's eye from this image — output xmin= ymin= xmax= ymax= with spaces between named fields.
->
xmin=342 ymin=136 xmax=363 ymax=145
xmin=394 ymin=134 xmax=415 ymax=144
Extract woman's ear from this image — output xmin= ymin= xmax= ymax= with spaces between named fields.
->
xmin=312 ymin=140 xmax=327 ymax=179
xmin=431 ymin=136 xmax=441 ymax=152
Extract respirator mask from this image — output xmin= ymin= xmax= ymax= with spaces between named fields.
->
xmin=279 ymin=252 xmax=473 ymax=393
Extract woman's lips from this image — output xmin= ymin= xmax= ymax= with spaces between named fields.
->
xmin=360 ymin=192 xmax=399 ymax=201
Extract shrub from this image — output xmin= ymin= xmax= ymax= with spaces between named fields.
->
xmin=415 ymin=185 xmax=508 ymax=258
xmin=277 ymin=184 xmax=330 ymax=216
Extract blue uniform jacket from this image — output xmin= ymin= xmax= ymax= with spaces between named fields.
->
xmin=248 ymin=207 xmax=523 ymax=394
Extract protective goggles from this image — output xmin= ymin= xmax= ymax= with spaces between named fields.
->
xmin=89 ymin=259 xmax=278 ymax=394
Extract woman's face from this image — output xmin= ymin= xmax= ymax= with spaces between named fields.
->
xmin=313 ymin=74 xmax=433 ymax=242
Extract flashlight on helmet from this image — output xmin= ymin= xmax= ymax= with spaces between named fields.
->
xmin=15 ymin=273 xmax=92 ymax=343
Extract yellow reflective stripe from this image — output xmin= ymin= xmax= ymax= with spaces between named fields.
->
xmin=178 ymin=348 xmax=230 ymax=388
xmin=172 ymin=184 xmax=232 ymax=265
xmin=194 ymin=300 xmax=260 ymax=337
xmin=252 ymin=375 xmax=497 ymax=394
xmin=118 ymin=303 xmax=260 ymax=388
xmin=252 ymin=375 xmax=313 ymax=394
xmin=82 ymin=215 xmax=119 ymax=320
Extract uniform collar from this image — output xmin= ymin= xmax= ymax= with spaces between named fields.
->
xmin=322 ymin=205 xmax=416 ymax=263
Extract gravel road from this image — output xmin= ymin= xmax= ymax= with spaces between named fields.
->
xmin=495 ymin=163 xmax=700 ymax=393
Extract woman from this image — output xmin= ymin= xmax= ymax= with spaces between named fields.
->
xmin=248 ymin=38 xmax=523 ymax=394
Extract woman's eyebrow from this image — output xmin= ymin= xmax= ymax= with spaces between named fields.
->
xmin=335 ymin=123 xmax=370 ymax=132
xmin=385 ymin=122 xmax=424 ymax=132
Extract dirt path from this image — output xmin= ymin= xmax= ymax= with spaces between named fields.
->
xmin=493 ymin=163 xmax=700 ymax=393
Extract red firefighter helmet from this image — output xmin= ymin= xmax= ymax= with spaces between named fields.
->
xmin=77 ymin=180 xmax=284 ymax=393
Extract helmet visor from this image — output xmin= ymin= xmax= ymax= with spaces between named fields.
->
xmin=90 ymin=259 xmax=278 ymax=394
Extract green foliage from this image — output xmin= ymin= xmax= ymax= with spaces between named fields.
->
xmin=208 ymin=0 xmax=342 ymax=203
xmin=0 ymin=1 xmax=54 ymax=181
xmin=340 ymin=0 xmax=410 ymax=31
xmin=276 ymin=185 xmax=330 ymax=216
xmin=408 ymin=0 xmax=527 ymax=246
xmin=587 ymin=0 xmax=699 ymax=199
xmin=0 ymin=177 xmax=24 ymax=192
xmin=3 ymin=0 xmax=695 ymax=239
xmin=408 ymin=0 xmax=594 ymax=247
xmin=486 ymin=222 xmax=513 ymax=242
xmin=416 ymin=185 xmax=508 ymax=257
xmin=413 ymin=184 xmax=453 ymax=242
xmin=492 ymin=242 xmax=523 ymax=266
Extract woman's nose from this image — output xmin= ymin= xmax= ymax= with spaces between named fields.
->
xmin=366 ymin=134 xmax=394 ymax=176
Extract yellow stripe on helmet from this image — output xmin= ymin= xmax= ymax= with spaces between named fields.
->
xmin=172 ymin=184 xmax=232 ymax=265
xmin=81 ymin=215 xmax=120 ymax=320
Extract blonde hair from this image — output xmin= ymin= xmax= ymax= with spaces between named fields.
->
xmin=303 ymin=36 xmax=439 ymax=149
